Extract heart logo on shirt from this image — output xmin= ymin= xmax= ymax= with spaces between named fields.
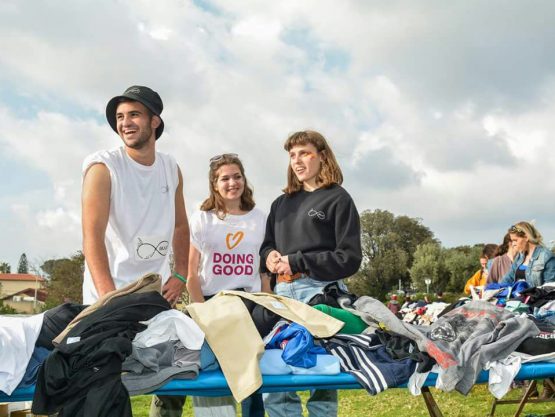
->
xmin=226 ymin=231 xmax=244 ymax=250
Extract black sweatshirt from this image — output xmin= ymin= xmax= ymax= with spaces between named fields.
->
xmin=260 ymin=184 xmax=362 ymax=281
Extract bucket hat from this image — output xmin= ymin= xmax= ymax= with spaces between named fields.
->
xmin=106 ymin=85 xmax=164 ymax=139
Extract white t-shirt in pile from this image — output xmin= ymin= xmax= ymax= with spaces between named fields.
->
xmin=81 ymin=147 xmax=178 ymax=304
xmin=189 ymin=208 xmax=266 ymax=296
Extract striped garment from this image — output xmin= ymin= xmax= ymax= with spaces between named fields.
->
xmin=320 ymin=333 xmax=415 ymax=395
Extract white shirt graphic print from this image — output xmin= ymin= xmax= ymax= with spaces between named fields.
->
xmin=189 ymin=208 xmax=267 ymax=296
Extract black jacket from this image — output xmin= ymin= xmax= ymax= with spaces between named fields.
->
xmin=32 ymin=291 xmax=170 ymax=417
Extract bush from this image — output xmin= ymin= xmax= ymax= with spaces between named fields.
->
xmin=0 ymin=300 xmax=17 ymax=314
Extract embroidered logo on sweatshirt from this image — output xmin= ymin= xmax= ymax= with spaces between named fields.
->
xmin=308 ymin=208 xmax=326 ymax=220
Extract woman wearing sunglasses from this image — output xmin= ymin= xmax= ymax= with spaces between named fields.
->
xmin=186 ymin=153 xmax=270 ymax=417
xmin=260 ymin=130 xmax=362 ymax=417
xmin=501 ymin=221 xmax=555 ymax=287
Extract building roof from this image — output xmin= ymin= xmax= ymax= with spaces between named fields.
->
xmin=0 ymin=287 xmax=48 ymax=302
xmin=0 ymin=273 xmax=45 ymax=282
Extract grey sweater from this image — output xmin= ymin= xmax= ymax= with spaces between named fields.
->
xmin=339 ymin=297 xmax=539 ymax=394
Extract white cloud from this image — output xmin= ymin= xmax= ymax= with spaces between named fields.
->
xmin=1 ymin=0 xmax=555 ymax=268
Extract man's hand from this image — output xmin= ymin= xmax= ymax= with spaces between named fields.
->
xmin=275 ymin=255 xmax=292 ymax=276
xmin=266 ymin=250 xmax=281 ymax=273
xmin=162 ymin=276 xmax=186 ymax=307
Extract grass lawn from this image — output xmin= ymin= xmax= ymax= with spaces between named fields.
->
xmin=131 ymin=384 xmax=555 ymax=416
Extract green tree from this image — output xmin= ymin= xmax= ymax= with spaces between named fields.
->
xmin=348 ymin=209 xmax=435 ymax=299
xmin=17 ymin=253 xmax=29 ymax=274
xmin=409 ymin=242 xmax=448 ymax=292
xmin=411 ymin=243 xmax=483 ymax=294
xmin=443 ymin=245 xmax=483 ymax=292
xmin=42 ymin=252 xmax=84 ymax=308
xmin=0 ymin=298 xmax=17 ymax=314
xmin=0 ymin=262 xmax=10 ymax=273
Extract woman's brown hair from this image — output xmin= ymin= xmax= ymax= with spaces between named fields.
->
xmin=493 ymin=233 xmax=511 ymax=257
xmin=481 ymin=243 xmax=498 ymax=259
xmin=283 ymin=130 xmax=343 ymax=194
xmin=200 ymin=154 xmax=255 ymax=219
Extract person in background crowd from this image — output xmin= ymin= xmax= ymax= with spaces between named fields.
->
xmin=260 ymin=130 xmax=362 ymax=417
xmin=463 ymin=244 xmax=498 ymax=295
xmin=501 ymin=222 xmax=555 ymax=400
xmin=502 ymin=221 xmax=555 ymax=287
xmin=184 ymin=153 xmax=271 ymax=417
xmin=387 ymin=294 xmax=400 ymax=315
xmin=488 ymin=233 xmax=518 ymax=284
xmin=483 ymin=243 xmax=498 ymax=271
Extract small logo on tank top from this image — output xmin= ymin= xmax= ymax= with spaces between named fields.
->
xmin=136 ymin=237 xmax=169 ymax=259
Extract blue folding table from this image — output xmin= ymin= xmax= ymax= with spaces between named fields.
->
xmin=2 ymin=362 xmax=555 ymax=417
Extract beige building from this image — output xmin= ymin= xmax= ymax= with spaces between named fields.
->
xmin=0 ymin=273 xmax=45 ymax=296
xmin=0 ymin=274 xmax=46 ymax=313
xmin=0 ymin=288 xmax=47 ymax=314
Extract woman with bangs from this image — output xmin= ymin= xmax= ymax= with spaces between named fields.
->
xmin=501 ymin=221 xmax=555 ymax=287
xmin=260 ymin=130 xmax=362 ymax=417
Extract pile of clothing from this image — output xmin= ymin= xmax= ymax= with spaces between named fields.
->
xmin=2 ymin=276 xmax=555 ymax=417
xmin=1 ymin=274 xmax=204 ymax=417
xmin=399 ymin=300 xmax=450 ymax=325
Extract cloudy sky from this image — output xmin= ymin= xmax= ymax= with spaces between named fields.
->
xmin=1 ymin=0 xmax=554 ymax=270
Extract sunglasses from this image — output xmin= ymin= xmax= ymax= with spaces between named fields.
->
xmin=509 ymin=224 xmax=525 ymax=234
xmin=209 ymin=153 xmax=239 ymax=166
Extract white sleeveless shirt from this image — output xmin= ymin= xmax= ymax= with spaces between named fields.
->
xmin=82 ymin=147 xmax=178 ymax=304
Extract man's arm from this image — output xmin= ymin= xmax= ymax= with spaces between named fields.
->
xmin=162 ymin=166 xmax=190 ymax=305
xmin=82 ymin=163 xmax=115 ymax=297
xmin=186 ymin=245 xmax=205 ymax=303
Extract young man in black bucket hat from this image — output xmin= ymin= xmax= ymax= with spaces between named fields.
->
xmin=81 ymin=84 xmax=189 ymax=307
xmin=82 ymin=86 xmax=191 ymax=417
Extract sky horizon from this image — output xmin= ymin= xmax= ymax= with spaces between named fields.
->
xmin=1 ymin=1 xmax=555 ymax=271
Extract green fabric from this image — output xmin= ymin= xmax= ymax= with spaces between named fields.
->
xmin=312 ymin=304 xmax=368 ymax=334
xmin=505 ymin=300 xmax=530 ymax=314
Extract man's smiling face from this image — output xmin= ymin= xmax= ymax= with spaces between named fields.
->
xmin=115 ymin=100 xmax=159 ymax=150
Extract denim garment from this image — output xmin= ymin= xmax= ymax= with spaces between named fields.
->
xmin=502 ymin=246 xmax=555 ymax=288
xmin=241 ymin=393 xmax=265 ymax=417
xmin=264 ymin=275 xmax=341 ymax=417
xmin=18 ymin=346 xmax=51 ymax=388
xmin=263 ymin=390 xmax=338 ymax=417
xmin=274 ymin=275 xmax=346 ymax=304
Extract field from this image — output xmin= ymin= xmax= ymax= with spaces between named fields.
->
xmin=131 ymin=384 xmax=555 ymax=416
